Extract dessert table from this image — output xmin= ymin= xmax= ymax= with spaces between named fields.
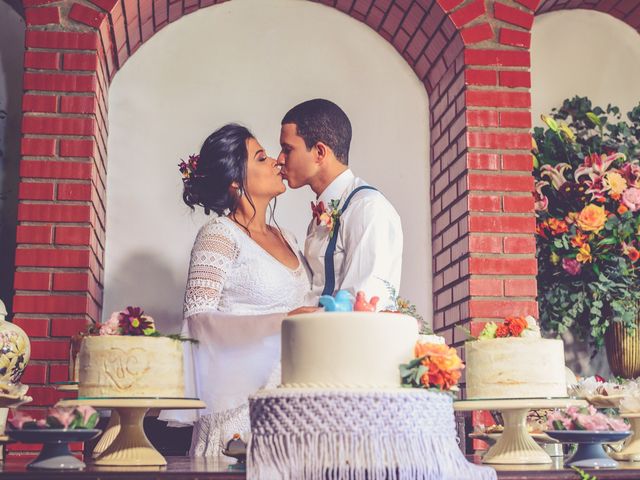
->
xmin=0 ymin=456 xmax=639 ymax=479
xmin=454 ymin=398 xmax=587 ymax=464
xmin=56 ymin=398 xmax=205 ymax=467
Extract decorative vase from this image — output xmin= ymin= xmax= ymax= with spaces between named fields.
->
xmin=604 ymin=316 xmax=640 ymax=379
xmin=0 ymin=300 xmax=31 ymax=393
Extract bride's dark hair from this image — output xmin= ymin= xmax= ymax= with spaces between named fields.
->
xmin=182 ymin=123 xmax=254 ymax=216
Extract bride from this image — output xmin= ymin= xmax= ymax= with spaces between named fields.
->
xmin=160 ymin=123 xmax=314 ymax=456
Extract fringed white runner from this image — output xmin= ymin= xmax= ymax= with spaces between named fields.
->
xmin=248 ymin=389 xmax=496 ymax=480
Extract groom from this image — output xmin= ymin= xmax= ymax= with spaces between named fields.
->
xmin=277 ymin=98 xmax=403 ymax=309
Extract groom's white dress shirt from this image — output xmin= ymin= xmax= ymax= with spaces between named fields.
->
xmin=304 ymin=169 xmax=403 ymax=309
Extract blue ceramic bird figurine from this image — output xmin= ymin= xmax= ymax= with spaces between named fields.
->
xmin=319 ymin=290 xmax=354 ymax=312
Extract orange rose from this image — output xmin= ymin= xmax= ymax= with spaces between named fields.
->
xmin=495 ymin=323 xmax=509 ymax=337
xmin=618 ymin=204 xmax=629 ymax=215
xmin=506 ymin=316 xmax=528 ymax=336
xmin=577 ymin=204 xmax=607 ymax=233
xmin=414 ymin=343 xmax=464 ymax=390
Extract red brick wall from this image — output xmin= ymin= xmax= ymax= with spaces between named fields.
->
xmin=11 ymin=0 xmax=640 ymax=431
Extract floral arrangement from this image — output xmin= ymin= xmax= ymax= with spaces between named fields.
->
xmin=178 ymin=154 xmax=200 ymax=183
xmin=476 ymin=315 xmax=540 ymax=340
xmin=311 ymin=199 xmax=341 ymax=238
xmin=546 ymin=405 xmax=628 ymax=432
xmin=9 ymin=406 xmax=99 ymax=430
xmin=399 ymin=342 xmax=464 ymax=392
xmin=86 ymin=306 xmax=195 ymax=342
xmin=534 ymin=96 xmax=640 ymax=349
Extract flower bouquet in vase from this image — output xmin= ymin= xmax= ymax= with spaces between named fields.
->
xmin=534 ymin=96 xmax=640 ymax=377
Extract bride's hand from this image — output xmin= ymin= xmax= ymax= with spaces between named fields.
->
xmin=287 ymin=306 xmax=321 ymax=316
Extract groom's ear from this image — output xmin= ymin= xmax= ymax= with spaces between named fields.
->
xmin=314 ymin=142 xmax=328 ymax=164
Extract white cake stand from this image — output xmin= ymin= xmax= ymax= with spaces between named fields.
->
xmin=57 ymin=398 xmax=205 ymax=466
xmin=610 ymin=413 xmax=640 ymax=462
xmin=455 ymin=398 xmax=587 ymax=464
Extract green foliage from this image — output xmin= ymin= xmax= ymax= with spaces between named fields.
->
xmin=571 ymin=466 xmax=598 ymax=480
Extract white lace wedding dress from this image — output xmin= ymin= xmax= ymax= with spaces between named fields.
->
xmin=159 ymin=216 xmax=310 ymax=456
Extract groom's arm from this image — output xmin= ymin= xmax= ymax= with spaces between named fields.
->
xmin=338 ymin=195 xmax=403 ymax=310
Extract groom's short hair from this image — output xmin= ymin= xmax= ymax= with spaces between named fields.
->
xmin=282 ymin=99 xmax=352 ymax=165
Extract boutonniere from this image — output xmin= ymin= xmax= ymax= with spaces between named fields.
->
xmin=319 ymin=199 xmax=341 ymax=238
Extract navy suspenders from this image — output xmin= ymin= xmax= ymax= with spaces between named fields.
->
xmin=320 ymin=185 xmax=378 ymax=298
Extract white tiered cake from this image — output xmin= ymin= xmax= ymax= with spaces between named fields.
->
xmin=78 ymin=336 xmax=185 ymax=398
xmin=248 ymin=311 xmax=496 ymax=480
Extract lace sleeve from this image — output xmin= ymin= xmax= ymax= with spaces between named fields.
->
xmin=183 ymin=220 xmax=239 ymax=317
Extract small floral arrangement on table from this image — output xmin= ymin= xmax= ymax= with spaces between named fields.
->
xmin=311 ymin=199 xmax=341 ymax=238
xmin=546 ymin=405 xmax=628 ymax=432
xmin=399 ymin=342 xmax=464 ymax=393
xmin=9 ymin=406 xmax=99 ymax=430
xmin=86 ymin=306 xmax=195 ymax=342
xmin=475 ymin=315 xmax=541 ymax=340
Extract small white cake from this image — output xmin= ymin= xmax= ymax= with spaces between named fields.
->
xmin=280 ymin=312 xmax=418 ymax=388
xmin=78 ymin=336 xmax=185 ymax=398
xmin=465 ymin=336 xmax=567 ymax=399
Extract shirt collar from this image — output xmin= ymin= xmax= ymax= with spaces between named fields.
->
xmin=318 ymin=169 xmax=354 ymax=206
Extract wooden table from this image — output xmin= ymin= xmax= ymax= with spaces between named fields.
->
xmin=0 ymin=456 xmax=639 ymax=479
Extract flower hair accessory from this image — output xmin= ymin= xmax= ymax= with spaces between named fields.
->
xmin=178 ymin=154 xmax=200 ymax=183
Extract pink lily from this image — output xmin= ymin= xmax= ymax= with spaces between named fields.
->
xmin=47 ymin=407 xmax=76 ymax=429
xmin=540 ymin=163 xmax=571 ymax=190
xmin=8 ymin=411 xmax=35 ymax=429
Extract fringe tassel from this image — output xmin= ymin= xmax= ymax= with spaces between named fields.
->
xmin=248 ymin=431 xmax=496 ymax=480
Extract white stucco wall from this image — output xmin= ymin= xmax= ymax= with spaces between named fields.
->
xmin=531 ymin=9 xmax=640 ymax=376
xmin=104 ymin=0 xmax=431 ymax=332
xmin=0 ymin=2 xmax=24 ymax=310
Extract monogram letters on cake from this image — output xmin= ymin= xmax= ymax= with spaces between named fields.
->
xmin=78 ymin=336 xmax=185 ymax=398
xmin=103 ymin=348 xmax=151 ymax=391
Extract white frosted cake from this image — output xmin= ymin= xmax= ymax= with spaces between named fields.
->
xmin=465 ymin=337 xmax=567 ymax=399
xmin=281 ymin=312 xmax=418 ymax=388
xmin=78 ymin=336 xmax=185 ymax=398
xmin=249 ymin=311 xmax=496 ymax=480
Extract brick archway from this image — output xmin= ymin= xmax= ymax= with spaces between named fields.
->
xmin=537 ymin=0 xmax=640 ymax=31
xmin=14 ymin=0 xmax=540 ymax=409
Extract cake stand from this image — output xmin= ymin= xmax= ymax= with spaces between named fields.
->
xmin=610 ymin=413 xmax=640 ymax=462
xmin=454 ymin=398 xmax=587 ymax=465
xmin=57 ymin=398 xmax=205 ymax=466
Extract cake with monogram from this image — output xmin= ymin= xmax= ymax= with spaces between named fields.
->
xmin=248 ymin=291 xmax=496 ymax=480
xmin=77 ymin=306 xmax=185 ymax=398
xmin=465 ymin=316 xmax=567 ymax=400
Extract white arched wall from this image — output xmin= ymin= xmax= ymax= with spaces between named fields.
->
xmin=531 ymin=9 xmax=640 ymax=377
xmin=105 ymin=0 xmax=431 ymax=332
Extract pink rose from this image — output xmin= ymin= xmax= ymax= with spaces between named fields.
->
xmin=36 ymin=419 xmax=47 ymax=428
xmin=9 ymin=411 xmax=35 ymax=429
xmin=623 ymin=187 xmax=640 ymax=212
xmin=562 ymin=258 xmax=582 ymax=276
xmin=99 ymin=312 xmax=121 ymax=336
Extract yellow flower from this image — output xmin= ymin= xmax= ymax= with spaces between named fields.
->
xmin=604 ymin=171 xmax=627 ymax=196
xmin=576 ymin=244 xmax=592 ymax=263
xmin=550 ymin=252 xmax=560 ymax=265
xmin=559 ymin=123 xmax=576 ymax=142
xmin=541 ymin=114 xmax=559 ymax=132
xmin=577 ymin=204 xmax=607 ymax=233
